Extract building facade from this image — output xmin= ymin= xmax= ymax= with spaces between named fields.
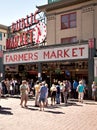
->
xmin=0 ymin=24 xmax=8 ymax=81
xmin=37 ymin=0 xmax=97 ymax=97
xmin=2 ymin=0 xmax=97 ymax=98
xmin=0 ymin=24 xmax=8 ymax=50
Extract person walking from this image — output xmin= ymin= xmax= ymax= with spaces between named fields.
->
xmin=63 ymin=80 xmax=69 ymax=105
xmin=60 ymin=82 xmax=64 ymax=103
xmin=56 ymin=82 xmax=60 ymax=104
xmin=39 ymin=81 xmax=47 ymax=111
xmin=73 ymin=80 xmax=78 ymax=99
xmin=5 ymin=78 xmax=10 ymax=95
xmin=50 ymin=84 xmax=56 ymax=105
xmin=77 ymin=80 xmax=85 ymax=103
xmin=91 ymin=81 xmax=97 ymax=101
xmin=45 ymin=83 xmax=49 ymax=107
xmin=20 ymin=80 xmax=29 ymax=108
xmin=34 ymin=80 xmax=40 ymax=107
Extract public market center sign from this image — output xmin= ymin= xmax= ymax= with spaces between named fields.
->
xmin=6 ymin=10 xmax=46 ymax=49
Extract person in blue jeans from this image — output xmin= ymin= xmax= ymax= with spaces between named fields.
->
xmin=56 ymin=82 xmax=60 ymax=104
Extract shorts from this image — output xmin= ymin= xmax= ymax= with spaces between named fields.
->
xmin=39 ymin=97 xmax=45 ymax=103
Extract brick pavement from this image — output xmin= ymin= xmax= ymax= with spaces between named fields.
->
xmin=0 ymin=97 xmax=97 ymax=130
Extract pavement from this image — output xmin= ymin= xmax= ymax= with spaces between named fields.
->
xmin=0 ymin=96 xmax=97 ymax=130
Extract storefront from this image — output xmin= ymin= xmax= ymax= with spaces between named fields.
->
xmin=3 ymin=43 xmax=89 ymax=86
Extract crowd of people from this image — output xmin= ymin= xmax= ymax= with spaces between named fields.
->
xmin=0 ymin=77 xmax=97 ymax=111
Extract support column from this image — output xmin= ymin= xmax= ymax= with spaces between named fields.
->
xmin=88 ymin=39 xmax=96 ymax=99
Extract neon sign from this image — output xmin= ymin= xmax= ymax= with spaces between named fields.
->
xmin=11 ymin=11 xmax=39 ymax=32
xmin=6 ymin=10 xmax=46 ymax=50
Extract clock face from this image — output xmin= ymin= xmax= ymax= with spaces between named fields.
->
xmin=33 ymin=21 xmax=46 ymax=44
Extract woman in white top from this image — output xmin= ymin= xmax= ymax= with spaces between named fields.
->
xmin=91 ymin=81 xmax=97 ymax=101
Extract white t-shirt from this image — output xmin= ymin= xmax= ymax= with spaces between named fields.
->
xmin=92 ymin=84 xmax=96 ymax=91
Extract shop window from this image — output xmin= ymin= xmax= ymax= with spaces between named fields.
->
xmin=61 ymin=36 xmax=77 ymax=44
xmin=61 ymin=12 xmax=76 ymax=29
xmin=0 ymin=32 xmax=2 ymax=40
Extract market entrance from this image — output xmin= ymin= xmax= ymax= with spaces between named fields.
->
xmin=4 ymin=60 xmax=88 ymax=87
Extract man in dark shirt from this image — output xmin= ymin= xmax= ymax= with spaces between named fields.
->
xmin=56 ymin=82 xmax=60 ymax=104
xmin=73 ymin=80 xmax=78 ymax=99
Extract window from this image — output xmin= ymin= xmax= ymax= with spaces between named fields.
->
xmin=48 ymin=0 xmax=60 ymax=4
xmin=0 ymin=32 xmax=2 ymax=40
xmin=61 ymin=12 xmax=76 ymax=29
xmin=61 ymin=36 xmax=77 ymax=44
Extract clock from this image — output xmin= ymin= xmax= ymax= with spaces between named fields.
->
xmin=33 ymin=21 xmax=46 ymax=44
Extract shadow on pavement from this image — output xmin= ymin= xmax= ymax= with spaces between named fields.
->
xmin=24 ymin=101 xmax=83 ymax=112
xmin=69 ymin=99 xmax=97 ymax=105
xmin=25 ymin=106 xmax=65 ymax=114
xmin=84 ymin=102 xmax=97 ymax=105
xmin=26 ymin=105 xmax=39 ymax=111
xmin=44 ymin=110 xmax=65 ymax=114
xmin=25 ymin=105 xmax=65 ymax=114
xmin=0 ymin=106 xmax=13 ymax=115
xmin=28 ymin=98 xmax=35 ymax=101
xmin=61 ymin=102 xmax=83 ymax=107
xmin=47 ymin=102 xmax=83 ymax=108
xmin=47 ymin=105 xmax=60 ymax=109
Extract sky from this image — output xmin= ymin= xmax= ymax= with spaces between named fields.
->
xmin=0 ymin=0 xmax=47 ymax=26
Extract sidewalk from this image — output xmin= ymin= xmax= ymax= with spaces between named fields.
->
xmin=0 ymin=97 xmax=97 ymax=130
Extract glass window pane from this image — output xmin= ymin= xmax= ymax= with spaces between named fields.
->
xmin=70 ymin=13 xmax=76 ymax=21
xmin=61 ymin=15 xmax=69 ymax=29
xmin=61 ymin=12 xmax=76 ymax=29
xmin=62 ymin=22 xmax=69 ymax=28
xmin=61 ymin=36 xmax=77 ymax=44
xmin=61 ymin=38 xmax=69 ymax=43
xmin=0 ymin=33 xmax=2 ymax=40
xmin=70 ymin=37 xmax=77 ymax=42
xmin=62 ymin=15 xmax=68 ymax=22
xmin=70 ymin=21 xmax=76 ymax=28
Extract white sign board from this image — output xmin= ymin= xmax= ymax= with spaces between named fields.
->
xmin=3 ymin=44 xmax=88 ymax=65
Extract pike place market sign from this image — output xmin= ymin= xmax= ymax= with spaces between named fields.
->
xmin=6 ymin=10 xmax=46 ymax=49
xmin=4 ymin=44 xmax=88 ymax=65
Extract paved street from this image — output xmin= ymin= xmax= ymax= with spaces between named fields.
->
xmin=0 ymin=96 xmax=97 ymax=130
